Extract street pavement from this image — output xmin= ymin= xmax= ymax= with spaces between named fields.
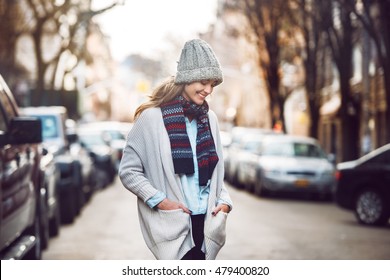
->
xmin=42 ymin=177 xmax=390 ymax=260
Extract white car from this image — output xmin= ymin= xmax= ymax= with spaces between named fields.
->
xmin=224 ymin=126 xmax=279 ymax=185
xmin=236 ymin=134 xmax=268 ymax=191
xmin=246 ymin=135 xmax=336 ymax=199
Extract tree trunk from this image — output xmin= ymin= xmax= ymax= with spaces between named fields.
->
xmin=339 ymin=73 xmax=360 ymax=161
xmin=32 ymin=24 xmax=47 ymax=105
xmin=379 ymin=0 xmax=390 ymax=143
xmin=305 ymin=53 xmax=320 ymax=138
xmin=384 ymin=69 xmax=390 ymax=144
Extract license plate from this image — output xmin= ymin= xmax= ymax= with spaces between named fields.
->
xmin=294 ymin=179 xmax=309 ymax=187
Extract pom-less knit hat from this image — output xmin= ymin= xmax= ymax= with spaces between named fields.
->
xmin=175 ymin=39 xmax=223 ymax=86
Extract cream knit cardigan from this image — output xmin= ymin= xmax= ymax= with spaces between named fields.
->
xmin=119 ymin=107 xmax=232 ymax=260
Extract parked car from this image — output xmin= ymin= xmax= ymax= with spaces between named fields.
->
xmin=219 ymin=130 xmax=232 ymax=167
xmin=247 ymin=135 xmax=336 ymax=199
xmin=21 ymin=106 xmax=92 ymax=224
xmin=76 ymin=125 xmax=118 ymax=186
xmin=77 ymin=121 xmax=131 ymax=171
xmin=65 ymin=119 xmax=100 ymax=199
xmin=235 ymin=134 xmax=267 ymax=191
xmin=39 ymin=147 xmax=61 ymax=241
xmin=224 ymin=126 xmax=280 ymax=185
xmin=0 ymin=74 xmax=47 ymax=259
xmin=334 ymin=144 xmax=390 ymax=226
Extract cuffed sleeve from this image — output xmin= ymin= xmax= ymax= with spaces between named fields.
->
xmin=217 ymin=185 xmax=233 ymax=212
xmin=146 ymin=191 xmax=166 ymax=209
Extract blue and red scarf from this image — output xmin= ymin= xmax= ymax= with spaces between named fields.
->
xmin=161 ymin=95 xmax=219 ymax=186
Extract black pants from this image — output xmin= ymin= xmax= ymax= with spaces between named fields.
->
xmin=181 ymin=214 xmax=206 ymax=260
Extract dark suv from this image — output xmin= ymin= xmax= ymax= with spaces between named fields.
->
xmin=0 ymin=75 xmax=46 ymax=259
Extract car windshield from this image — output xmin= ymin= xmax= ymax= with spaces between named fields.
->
xmin=262 ymin=142 xmax=326 ymax=158
xmin=78 ymin=133 xmax=106 ymax=146
xmin=103 ymin=130 xmax=126 ymax=141
xmin=242 ymin=140 xmax=263 ymax=154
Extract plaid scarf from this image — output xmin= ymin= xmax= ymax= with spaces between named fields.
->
xmin=161 ymin=95 xmax=219 ymax=186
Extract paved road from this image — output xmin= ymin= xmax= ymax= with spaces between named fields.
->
xmin=43 ymin=177 xmax=390 ymax=260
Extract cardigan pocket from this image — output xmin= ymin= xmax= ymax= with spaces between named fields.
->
xmin=205 ymin=211 xmax=228 ymax=246
xmin=150 ymin=209 xmax=190 ymax=244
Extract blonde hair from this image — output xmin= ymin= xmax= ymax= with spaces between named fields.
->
xmin=134 ymin=76 xmax=185 ymax=120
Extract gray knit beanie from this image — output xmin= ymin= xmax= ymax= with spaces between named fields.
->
xmin=175 ymin=39 xmax=223 ymax=86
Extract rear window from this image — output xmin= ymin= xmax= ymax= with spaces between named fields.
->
xmin=37 ymin=115 xmax=59 ymax=140
xmin=361 ymin=150 xmax=390 ymax=166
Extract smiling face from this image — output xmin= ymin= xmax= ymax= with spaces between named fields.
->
xmin=182 ymin=80 xmax=217 ymax=105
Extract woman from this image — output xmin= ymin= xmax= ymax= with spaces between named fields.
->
xmin=119 ymin=39 xmax=233 ymax=260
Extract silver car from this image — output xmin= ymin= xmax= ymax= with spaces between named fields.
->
xmin=236 ymin=134 xmax=270 ymax=191
xmin=224 ymin=126 xmax=280 ymax=185
xmin=247 ymin=135 xmax=336 ymax=199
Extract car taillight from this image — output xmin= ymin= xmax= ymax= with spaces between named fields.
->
xmin=335 ymin=170 xmax=341 ymax=180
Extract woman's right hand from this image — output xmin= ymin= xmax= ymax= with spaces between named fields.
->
xmin=157 ymin=198 xmax=191 ymax=214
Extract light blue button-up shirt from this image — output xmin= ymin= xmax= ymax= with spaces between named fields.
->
xmin=147 ymin=117 xmax=209 ymax=214
xmin=147 ymin=117 xmax=229 ymax=214
xmin=180 ymin=117 xmax=210 ymax=214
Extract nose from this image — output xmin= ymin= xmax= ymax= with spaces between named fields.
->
xmin=204 ymin=84 xmax=213 ymax=94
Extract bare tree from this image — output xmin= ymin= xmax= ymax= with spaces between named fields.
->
xmin=349 ymin=0 xmax=390 ymax=144
xmin=321 ymin=0 xmax=361 ymax=161
xmin=22 ymin=0 xmax=121 ymax=97
xmin=0 ymin=0 xmax=29 ymax=90
xmin=238 ymin=0 xmax=292 ymax=131
xmin=288 ymin=0 xmax=328 ymax=139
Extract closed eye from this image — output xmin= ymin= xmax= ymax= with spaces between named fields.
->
xmin=201 ymin=80 xmax=217 ymax=87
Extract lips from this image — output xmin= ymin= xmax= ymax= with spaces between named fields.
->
xmin=197 ymin=91 xmax=208 ymax=99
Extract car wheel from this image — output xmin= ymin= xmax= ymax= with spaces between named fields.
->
xmin=49 ymin=197 xmax=61 ymax=237
xmin=72 ymin=161 xmax=84 ymax=215
xmin=254 ymin=179 xmax=265 ymax=196
xmin=39 ymin=194 xmax=50 ymax=250
xmin=224 ymin=161 xmax=231 ymax=182
xmin=254 ymin=170 xmax=268 ymax=197
xmin=23 ymin=208 xmax=42 ymax=260
xmin=60 ymin=187 xmax=76 ymax=224
xmin=232 ymin=170 xmax=242 ymax=189
xmin=93 ymin=168 xmax=110 ymax=189
xmin=244 ymin=181 xmax=254 ymax=193
xmin=354 ymin=189 xmax=389 ymax=226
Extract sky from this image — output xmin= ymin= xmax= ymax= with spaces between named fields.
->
xmin=92 ymin=0 xmax=219 ymax=62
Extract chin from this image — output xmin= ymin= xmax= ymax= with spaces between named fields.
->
xmin=195 ymin=99 xmax=205 ymax=105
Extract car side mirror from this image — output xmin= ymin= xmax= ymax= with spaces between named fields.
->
xmin=0 ymin=117 xmax=42 ymax=146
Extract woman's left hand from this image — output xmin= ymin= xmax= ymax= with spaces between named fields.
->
xmin=211 ymin=204 xmax=230 ymax=216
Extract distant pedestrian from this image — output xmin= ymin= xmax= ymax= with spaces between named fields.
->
xmin=119 ymin=39 xmax=232 ymax=260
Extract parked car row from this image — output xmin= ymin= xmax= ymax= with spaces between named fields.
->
xmin=21 ymin=106 xmax=93 ymax=226
xmin=1 ymin=72 xmax=129 ymax=259
xmin=223 ymin=125 xmax=389 ymax=227
xmin=76 ymin=121 xmax=131 ymax=176
xmin=224 ymin=126 xmax=337 ymax=200
xmin=224 ymin=127 xmax=279 ymax=186
xmin=20 ymin=107 xmax=129 ymax=225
